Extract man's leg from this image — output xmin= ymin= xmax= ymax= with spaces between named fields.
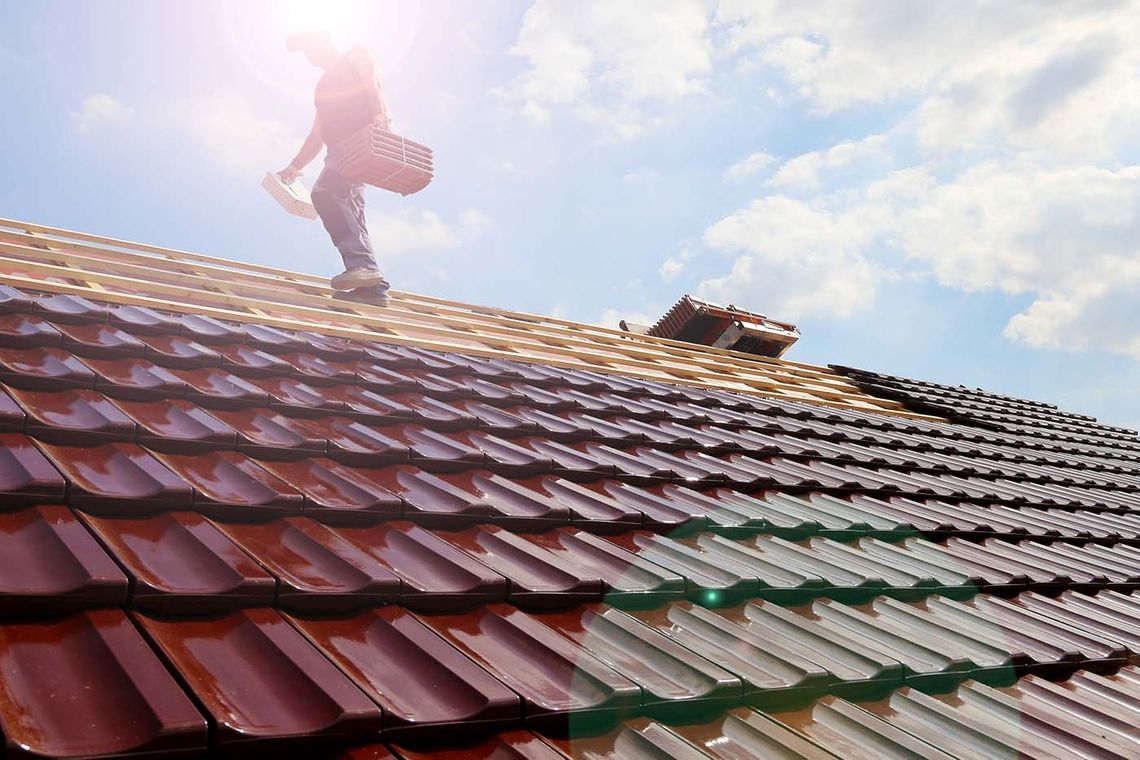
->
xmin=345 ymin=179 xmax=375 ymax=269
xmin=311 ymin=166 xmax=386 ymax=291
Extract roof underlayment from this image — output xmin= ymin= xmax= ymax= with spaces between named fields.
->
xmin=0 ymin=219 xmax=1138 ymax=758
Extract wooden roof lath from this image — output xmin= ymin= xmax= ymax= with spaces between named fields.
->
xmin=0 ymin=217 xmax=934 ymax=419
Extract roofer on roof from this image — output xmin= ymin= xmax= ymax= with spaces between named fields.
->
xmin=279 ymin=29 xmax=392 ymax=306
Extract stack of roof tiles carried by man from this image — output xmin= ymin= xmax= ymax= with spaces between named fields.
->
xmin=0 ymin=216 xmax=1139 ymax=759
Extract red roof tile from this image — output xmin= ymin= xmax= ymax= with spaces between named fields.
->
xmin=0 ymin=610 xmax=207 ymax=758
xmin=290 ymin=607 xmax=521 ymax=737
xmin=0 ymin=222 xmax=1139 ymax=756
xmin=0 ymin=505 xmax=127 ymax=613
xmin=214 ymin=517 xmax=402 ymax=612
xmin=135 ymin=608 xmax=382 ymax=750
xmin=79 ymin=510 xmax=274 ymax=613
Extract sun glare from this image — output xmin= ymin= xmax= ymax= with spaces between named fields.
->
xmin=218 ymin=0 xmax=423 ymax=103
xmin=280 ymin=0 xmax=351 ymax=41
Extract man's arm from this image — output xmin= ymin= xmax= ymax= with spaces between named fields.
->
xmin=278 ymin=115 xmax=322 ymax=181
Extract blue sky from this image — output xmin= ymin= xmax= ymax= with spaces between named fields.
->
xmin=1 ymin=0 xmax=1138 ymax=429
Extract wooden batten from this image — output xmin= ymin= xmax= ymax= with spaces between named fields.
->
xmin=0 ymin=217 xmax=936 ymax=419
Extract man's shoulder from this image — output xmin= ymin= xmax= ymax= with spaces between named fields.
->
xmin=345 ymin=46 xmax=374 ymax=68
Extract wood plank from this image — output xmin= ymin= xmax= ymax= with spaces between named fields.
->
xmin=0 ymin=220 xmax=844 ymax=387
xmin=0 ymin=230 xmax=853 ymax=392
xmin=0 ymin=266 xmax=934 ymax=419
xmin=0 ymin=218 xmax=927 ymax=417
xmin=0 ymin=221 xmax=829 ymax=374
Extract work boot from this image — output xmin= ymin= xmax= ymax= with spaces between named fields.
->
xmin=335 ymin=280 xmax=391 ymax=307
xmin=330 ymin=267 xmax=385 ymax=291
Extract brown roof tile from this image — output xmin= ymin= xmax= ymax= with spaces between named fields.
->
xmin=0 ymin=218 xmax=1137 ymax=756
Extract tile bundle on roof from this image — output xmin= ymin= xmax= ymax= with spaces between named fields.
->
xmin=0 ymin=223 xmax=1139 ymax=757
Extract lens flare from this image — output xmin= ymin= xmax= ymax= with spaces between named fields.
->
xmin=279 ymin=0 xmax=351 ymax=41
xmin=217 ymin=0 xmax=423 ymax=102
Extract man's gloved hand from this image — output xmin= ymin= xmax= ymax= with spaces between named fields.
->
xmin=277 ymin=165 xmax=301 ymax=183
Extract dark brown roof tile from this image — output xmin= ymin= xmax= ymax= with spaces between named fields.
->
xmin=135 ymin=607 xmax=381 ymax=748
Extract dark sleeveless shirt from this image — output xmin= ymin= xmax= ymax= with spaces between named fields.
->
xmin=315 ymin=52 xmax=386 ymax=147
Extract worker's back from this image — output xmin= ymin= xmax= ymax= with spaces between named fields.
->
xmin=314 ymin=48 xmax=389 ymax=146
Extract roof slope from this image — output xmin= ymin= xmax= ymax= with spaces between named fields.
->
xmin=0 ymin=218 xmax=925 ymax=416
xmin=0 ymin=219 xmax=1137 ymax=758
xmin=833 ymin=363 xmax=1138 ymax=443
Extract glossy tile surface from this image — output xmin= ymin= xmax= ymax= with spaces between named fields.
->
xmin=290 ymin=607 xmax=520 ymax=735
xmin=215 ymin=517 xmax=402 ymax=611
xmin=0 ymin=505 xmax=127 ymax=613
xmin=136 ymin=608 xmax=381 ymax=749
xmin=0 ymin=610 xmax=206 ymax=758
xmin=35 ymin=440 xmax=190 ymax=512
xmin=0 ymin=280 xmax=1136 ymax=756
xmin=420 ymin=603 xmax=641 ymax=731
xmin=80 ymin=511 xmax=275 ymax=613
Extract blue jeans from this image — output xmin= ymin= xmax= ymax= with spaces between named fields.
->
xmin=311 ymin=151 xmax=378 ymax=272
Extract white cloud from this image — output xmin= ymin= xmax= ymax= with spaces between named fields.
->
xmin=888 ymin=163 xmax=1140 ymax=294
xmin=716 ymin=1 xmax=1140 ymax=159
xmin=504 ymin=1 xmax=1140 ymax=161
xmin=459 ymin=208 xmax=492 ymax=234
xmin=717 ymin=2 xmax=1067 ymax=110
xmin=724 ymin=152 xmax=776 ymax=182
xmin=505 ymin=0 xmax=716 ymax=139
xmin=175 ymin=92 xmax=300 ymax=176
xmin=890 ymin=162 xmax=1140 ymax=356
xmin=71 ymin=93 xmax=133 ymax=133
xmin=659 ymin=258 xmax=685 ymax=282
xmin=1004 ymin=280 xmax=1140 ymax=358
xmin=366 ymin=208 xmax=490 ymax=258
xmin=700 ymin=193 xmax=883 ymax=320
xmin=912 ymin=25 xmax=1139 ymax=158
xmin=701 ymin=251 xmax=879 ymax=322
xmin=521 ymin=99 xmax=551 ymax=125
xmin=659 ymin=246 xmax=696 ymax=283
xmin=595 ymin=2 xmax=1140 ymax=361
xmin=766 ymin=135 xmax=888 ymax=193
xmin=697 ymin=155 xmax=1140 ymax=356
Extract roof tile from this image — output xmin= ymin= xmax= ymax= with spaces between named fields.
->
xmin=291 ymin=607 xmax=521 ymax=737
xmin=531 ymin=604 xmax=743 ymax=720
xmin=0 ymin=346 xmax=95 ymax=390
xmin=0 ymin=505 xmax=127 ymax=613
xmin=0 ymin=610 xmax=207 ymax=758
xmin=4 ymin=219 xmax=1140 ymax=756
xmin=0 ymin=312 xmax=62 ymax=349
xmin=214 ymin=517 xmax=401 ymax=611
xmin=10 ymin=387 xmax=136 ymax=444
xmin=135 ymin=607 xmax=382 ymax=749
xmin=115 ymin=396 xmax=239 ymax=452
xmin=34 ymin=440 xmax=181 ymax=512
xmin=86 ymin=356 xmax=187 ymax=399
xmin=255 ymin=457 xmax=404 ymax=520
xmin=79 ymin=510 xmax=274 ymax=613
xmin=437 ymin=525 xmax=604 ymax=610
xmin=151 ymin=449 xmax=302 ymax=517
xmin=135 ymin=333 xmax=222 ymax=368
xmin=171 ymin=365 xmax=271 ymax=408
xmin=53 ymin=321 xmax=146 ymax=359
xmin=419 ymin=603 xmax=642 ymax=732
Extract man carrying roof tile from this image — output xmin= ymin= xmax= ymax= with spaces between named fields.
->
xmin=278 ymin=29 xmax=392 ymax=306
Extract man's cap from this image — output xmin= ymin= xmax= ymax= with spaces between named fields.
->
xmin=286 ymin=29 xmax=330 ymax=52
